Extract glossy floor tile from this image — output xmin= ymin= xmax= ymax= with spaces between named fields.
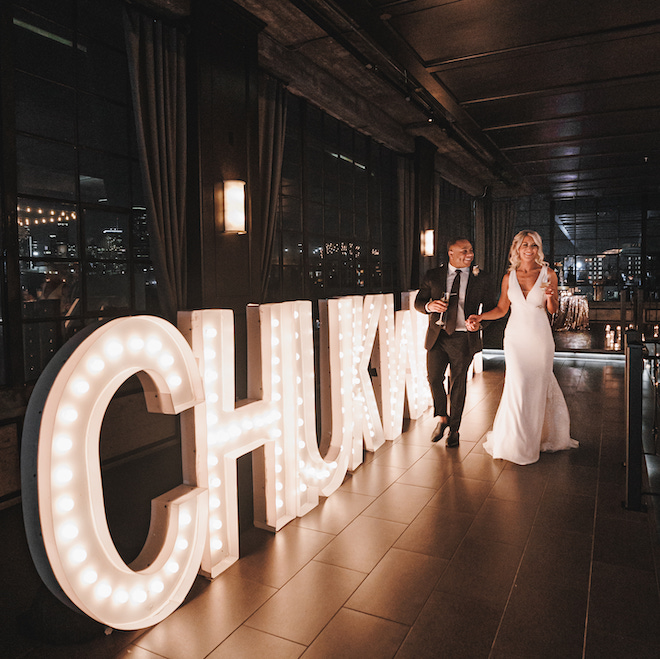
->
xmin=3 ymin=354 xmax=660 ymax=658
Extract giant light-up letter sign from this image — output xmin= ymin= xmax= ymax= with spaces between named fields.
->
xmin=179 ymin=301 xmax=352 ymax=579
xmin=21 ymin=316 xmax=208 ymax=630
xmin=21 ymin=292 xmax=434 ymax=630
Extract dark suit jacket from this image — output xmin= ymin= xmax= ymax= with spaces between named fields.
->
xmin=414 ymin=264 xmax=493 ymax=355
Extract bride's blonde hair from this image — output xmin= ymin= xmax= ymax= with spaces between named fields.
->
xmin=508 ymin=230 xmax=548 ymax=272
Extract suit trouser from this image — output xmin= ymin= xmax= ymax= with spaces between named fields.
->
xmin=427 ymin=331 xmax=472 ymax=433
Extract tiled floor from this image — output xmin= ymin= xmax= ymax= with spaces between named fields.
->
xmin=2 ymin=351 xmax=660 ymax=658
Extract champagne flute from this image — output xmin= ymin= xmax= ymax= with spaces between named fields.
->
xmin=435 ymin=291 xmax=450 ymax=326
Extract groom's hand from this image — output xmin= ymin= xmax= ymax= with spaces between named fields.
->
xmin=465 ymin=315 xmax=481 ymax=332
xmin=427 ymin=299 xmax=448 ymax=313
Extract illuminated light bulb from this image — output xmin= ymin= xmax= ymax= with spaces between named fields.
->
xmin=128 ymin=337 xmax=145 ymax=351
xmin=296 ymin=376 xmax=302 ymax=385
xmin=299 ymin=460 xmax=305 ymax=469
xmin=104 ymin=341 xmax=123 ymax=358
xmin=299 ymin=440 xmax=306 ymax=449
xmin=229 ymin=425 xmax=242 ymax=437
xmin=54 ymin=435 xmax=73 ymax=453
xmin=176 ymin=538 xmax=189 ymax=551
xmin=275 ymin=445 xmax=283 ymax=456
xmin=204 ymin=348 xmax=216 ymax=360
xmin=276 ymin=481 xmax=283 ymax=491
xmin=241 ymin=419 xmax=253 ymax=431
xmin=294 ymin=310 xmax=299 ymax=319
xmin=275 ymin=464 xmax=282 ymax=473
xmin=114 ymin=589 xmax=129 ymax=604
xmin=71 ymin=379 xmax=90 ymax=395
xmin=150 ymin=579 xmax=165 ymax=594
xmin=270 ymin=428 xmax=282 ymax=438
xmin=207 ymin=392 xmax=219 ymax=404
xmin=276 ymin=498 xmax=283 ymax=508
xmin=166 ymin=560 xmax=180 ymax=574
xmin=60 ymin=523 xmax=79 ymax=540
xmin=207 ymin=413 xmax=218 ymax=426
xmin=211 ymin=538 xmax=223 ymax=550
xmin=204 ymin=327 xmax=217 ymax=338
xmin=272 ymin=374 xmax=281 ymax=384
xmin=300 ymin=483 xmax=307 ymax=492
xmin=208 ymin=455 xmax=219 ymax=467
xmin=297 ymin=418 xmax=304 ymax=427
xmin=167 ymin=375 xmax=182 ymax=388
xmin=205 ymin=370 xmax=218 ymax=383
xmin=57 ymin=496 xmax=75 ymax=513
xmin=82 ymin=569 xmax=98 ymax=585
xmin=272 ymin=337 xmax=280 ymax=347
xmin=272 ymin=318 xmax=280 ymax=327
xmin=297 ymin=397 xmax=303 ymax=405
xmin=95 ymin=582 xmax=112 ymax=599
xmin=55 ymin=467 xmax=73 ymax=484
xmin=210 ymin=497 xmax=221 ymax=509
xmin=272 ymin=356 xmax=280 ymax=365
xmin=131 ymin=588 xmax=147 ymax=604
xmin=339 ymin=333 xmax=343 ymax=340
xmin=273 ymin=392 xmax=282 ymax=401
xmin=60 ymin=407 xmax=78 ymax=423
xmin=296 ymin=353 xmax=300 ymax=360
xmin=159 ymin=353 xmax=175 ymax=368
xmin=210 ymin=477 xmax=221 ymax=488
xmin=146 ymin=338 xmax=163 ymax=353
xmin=211 ymin=518 xmax=223 ymax=530
xmin=179 ymin=510 xmax=192 ymax=527
xmin=87 ymin=357 xmax=105 ymax=373
xmin=69 ymin=546 xmax=87 ymax=564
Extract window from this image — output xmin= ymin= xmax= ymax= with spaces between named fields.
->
xmin=266 ymin=98 xmax=398 ymax=303
xmin=1 ymin=0 xmax=156 ymax=383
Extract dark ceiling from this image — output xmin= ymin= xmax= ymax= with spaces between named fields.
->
xmin=233 ymin=0 xmax=660 ymax=200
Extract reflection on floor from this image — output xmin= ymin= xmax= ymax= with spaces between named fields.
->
xmin=2 ymin=353 xmax=660 ymax=658
xmin=554 ymin=330 xmax=598 ymax=352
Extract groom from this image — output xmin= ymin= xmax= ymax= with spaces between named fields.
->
xmin=415 ymin=237 xmax=492 ymax=447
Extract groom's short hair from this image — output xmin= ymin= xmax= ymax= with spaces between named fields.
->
xmin=447 ymin=237 xmax=472 ymax=251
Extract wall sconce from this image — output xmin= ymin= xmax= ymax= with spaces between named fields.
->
xmin=421 ymin=229 xmax=434 ymax=257
xmin=217 ymin=180 xmax=246 ymax=233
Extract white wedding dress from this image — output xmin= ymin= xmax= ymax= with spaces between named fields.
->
xmin=483 ymin=266 xmax=578 ymax=465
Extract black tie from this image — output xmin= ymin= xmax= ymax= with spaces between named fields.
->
xmin=445 ymin=269 xmax=462 ymax=335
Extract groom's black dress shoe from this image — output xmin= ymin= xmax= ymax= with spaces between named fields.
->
xmin=446 ymin=431 xmax=460 ymax=448
xmin=431 ymin=419 xmax=449 ymax=443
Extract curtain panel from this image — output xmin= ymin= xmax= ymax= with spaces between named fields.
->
xmin=397 ymin=156 xmax=415 ymax=291
xmin=258 ymin=74 xmax=288 ymax=303
xmin=475 ymin=197 xmax=517 ymax=283
xmin=124 ymin=6 xmax=188 ymax=320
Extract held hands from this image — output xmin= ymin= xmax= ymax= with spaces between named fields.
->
xmin=465 ymin=314 xmax=482 ymax=332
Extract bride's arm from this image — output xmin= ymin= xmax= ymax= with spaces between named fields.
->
xmin=544 ymin=269 xmax=560 ymax=314
xmin=467 ymin=273 xmax=511 ymax=326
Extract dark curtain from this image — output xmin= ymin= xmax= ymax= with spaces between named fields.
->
xmin=397 ymin=156 xmax=415 ymax=290
xmin=476 ymin=197 xmax=518 ymax=283
xmin=124 ymin=7 xmax=187 ymax=320
xmin=258 ymin=73 xmax=288 ymax=302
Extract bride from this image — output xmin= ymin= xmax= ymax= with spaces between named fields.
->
xmin=467 ymin=230 xmax=578 ymax=465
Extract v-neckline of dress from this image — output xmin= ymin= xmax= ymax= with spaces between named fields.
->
xmin=517 ymin=267 xmax=543 ymax=300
